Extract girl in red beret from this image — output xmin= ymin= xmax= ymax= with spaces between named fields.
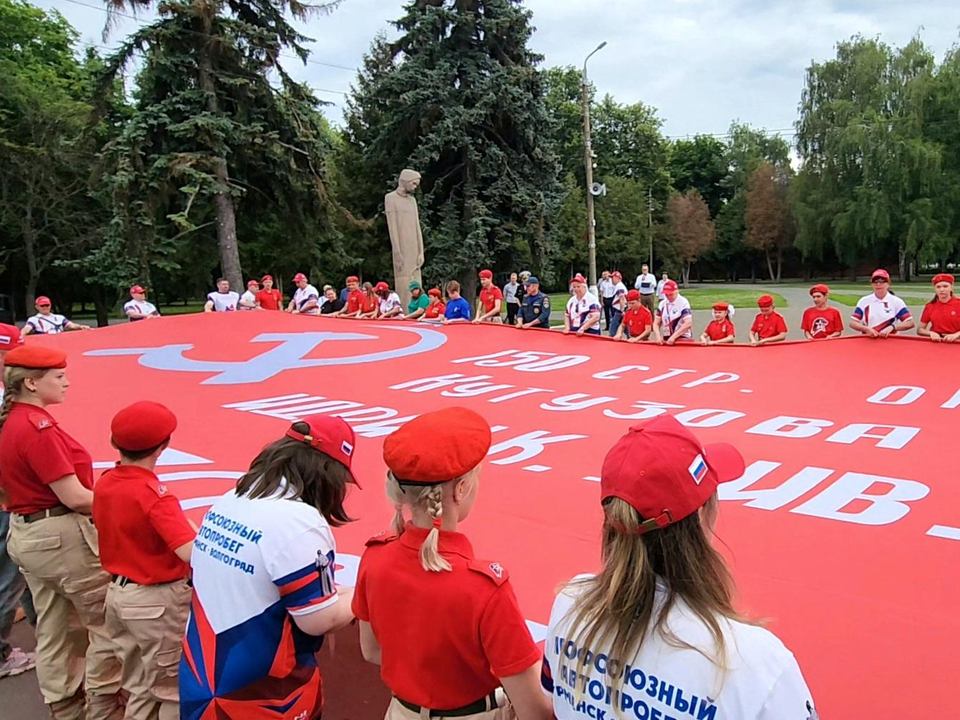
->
xmin=918 ymin=274 xmax=960 ymax=342
xmin=353 ymin=407 xmax=551 ymax=720
xmin=700 ymin=302 xmax=736 ymax=345
xmin=0 ymin=346 xmax=122 ymax=719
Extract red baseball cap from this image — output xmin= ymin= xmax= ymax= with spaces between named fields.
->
xmin=478 ymin=269 xmax=493 ymax=279
xmin=111 ymin=401 xmax=177 ymax=452
xmin=346 ymin=275 xmax=359 ymax=284
xmin=0 ymin=324 xmax=23 ymax=352
xmin=626 ymin=289 xmax=641 ymax=301
xmin=383 ymin=408 xmax=491 ymax=485
xmin=600 ymin=415 xmax=744 ymax=534
xmin=809 ymin=284 xmax=829 ymax=296
xmin=375 ymin=281 xmax=390 ymax=292
xmin=932 ymin=273 xmax=954 ymax=286
xmin=757 ymin=295 xmax=774 ymax=308
xmin=261 ymin=275 xmax=273 ymax=283
xmin=130 ymin=285 xmax=146 ymax=295
xmin=612 ymin=271 xmax=622 ymax=279
xmin=35 ymin=296 xmax=51 ymax=306
xmin=871 ymin=269 xmax=890 ymax=282
xmin=247 ymin=280 xmax=259 ymax=288
xmin=712 ymin=302 xmax=729 ymax=311
xmin=662 ymin=280 xmax=678 ymax=293
xmin=572 ymin=273 xmax=587 ymax=285
xmin=294 ymin=273 xmax=308 ymax=283
xmin=286 ymin=415 xmax=359 ymax=486
xmin=4 ymin=345 xmax=66 ymax=370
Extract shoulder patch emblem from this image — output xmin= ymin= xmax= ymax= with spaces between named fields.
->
xmin=27 ymin=413 xmax=55 ymax=431
xmin=365 ymin=530 xmax=399 ymax=547
xmin=468 ymin=559 xmax=509 ymax=586
xmin=155 ymin=484 xmax=168 ymax=497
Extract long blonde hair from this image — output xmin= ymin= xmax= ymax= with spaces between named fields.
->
xmin=0 ymin=366 xmax=47 ymax=434
xmin=385 ymin=472 xmax=456 ymax=572
xmin=561 ymin=495 xmax=744 ymax=709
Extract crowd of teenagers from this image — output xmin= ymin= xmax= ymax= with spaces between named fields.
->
xmin=0 ymin=337 xmax=819 ymax=720
xmin=25 ymin=268 xmax=960 ymax=344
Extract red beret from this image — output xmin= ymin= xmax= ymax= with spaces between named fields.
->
xmin=261 ymin=275 xmax=273 ymax=283
xmin=0 ymin=324 xmax=23 ymax=352
xmin=572 ymin=273 xmax=587 ymax=284
xmin=712 ymin=302 xmax=729 ymax=311
xmin=383 ymin=408 xmax=492 ymax=485
xmin=809 ymin=284 xmax=829 ymax=296
xmin=346 ymin=275 xmax=359 ymax=283
xmin=4 ymin=345 xmax=66 ymax=370
xmin=111 ymin=401 xmax=177 ymax=452
xmin=757 ymin=294 xmax=774 ymax=308
xmin=932 ymin=273 xmax=954 ymax=286
xmin=478 ymin=269 xmax=493 ymax=279
xmin=427 ymin=288 xmax=442 ymax=298
xmin=626 ymin=289 xmax=641 ymax=301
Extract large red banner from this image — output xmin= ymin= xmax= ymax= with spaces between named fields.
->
xmin=36 ymin=313 xmax=960 ymax=719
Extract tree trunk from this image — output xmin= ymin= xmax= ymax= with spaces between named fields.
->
xmin=197 ymin=20 xmax=243 ymax=292
xmin=764 ymin=248 xmax=776 ymax=282
xmin=92 ymin=285 xmax=110 ymax=328
xmin=750 ymin=258 xmax=756 ymax=283
xmin=775 ymin=248 xmax=783 ymax=283
xmin=23 ymin=211 xmax=39 ymax=310
xmin=898 ymin=247 xmax=907 ymax=282
xmin=681 ymin=263 xmax=691 ymax=286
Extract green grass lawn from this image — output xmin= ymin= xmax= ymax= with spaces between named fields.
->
xmin=547 ymin=288 xmax=789 ymax=310
xmin=828 ymin=293 xmax=863 ymax=307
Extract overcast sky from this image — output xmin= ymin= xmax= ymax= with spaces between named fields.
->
xmin=39 ymin=0 xmax=960 ymax=145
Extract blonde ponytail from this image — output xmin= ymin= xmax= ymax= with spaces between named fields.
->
xmin=0 ymin=366 xmax=44 ymax=435
xmin=385 ymin=472 xmax=453 ymax=573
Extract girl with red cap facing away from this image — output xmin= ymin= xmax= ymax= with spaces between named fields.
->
xmin=700 ymin=302 xmax=735 ymax=345
xmin=541 ymin=415 xmax=816 ymax=720
xmin=180 ymin=415 xmax=360 ymax=720
xmin=801 ymin=285 xmax=843 ymax=340
xmin=749 ymin=295 xmax=788 ymax=346
xmin=353 ymin=408 xmax=551 ymax=720
xmin=918 ymin=273 xmax=960 ymax=342
xmin=0 ymin=346 xmax=122 ymax=720
xmin=93 ymin=401 xmax=195 ymax=720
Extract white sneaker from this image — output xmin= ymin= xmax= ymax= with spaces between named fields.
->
xmin=0 ymin=648 xmax=36 ymax=678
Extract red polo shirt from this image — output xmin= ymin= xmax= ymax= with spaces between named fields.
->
xmin=920 ymin=297 xmax=960 ymax=334
xmin=801 ymin=306 xmax=844 ymax=339
xmin=353 ymin=524 xmax=540 ymax=709
xmin=479 ymin=286 xmax=503 ymax=313
xmin=93 ymin=465 xmax=194 ymax=584
xmin=346 ymin=289 xmax=365 ymax=314
xmin=751 ymin=311 xmax=788 ymax=339
xmin=704 ymin=319 xmax=735 ymax=341
xmin=424 ymin=302 xmax=446 ymax=319
xmin=0 ymin=403 xmax=93 ymax=514
xmin=256 ymin=289 xmax=282 ymax=311
xmin=622 ymin=306 xmax=653 ymax=337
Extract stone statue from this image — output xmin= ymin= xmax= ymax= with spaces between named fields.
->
xmin=384 ymin=169 xmax=424 ymax=309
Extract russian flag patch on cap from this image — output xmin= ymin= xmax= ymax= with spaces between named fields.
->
xmin=688 ymin=454 xmax=707 ymax=485
xmin=341 ymin=440 xmax=353 ymax=457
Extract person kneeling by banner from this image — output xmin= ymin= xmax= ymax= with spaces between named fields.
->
xmin=353 ymin=408 xmax=551 ymax=720
xmin=93 ymin=402 xmax=195 ymax=720
xmin=541 ymin=415 xmax=818 ymax=720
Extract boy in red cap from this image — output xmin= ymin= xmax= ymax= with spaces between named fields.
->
xmin=918 ymin=273 xmax=960 ymax=342
xmin=801 ymin=284 xmax=843 ymax=340
xmin=473 ymin=269 xmax=504 ymax=323
xmin=353 ymin=407 xmax=550 ymax=720
xmin=421 ymin=288 xmax=446 ymax=320
xmin=750 ymin=295 xmax=788 ymax=346
xmin=700 ymin=302 xmax=736 ymax=345
xmin=287 ymin=273 xmax=321 ymax=315
xmin=850 ymin=268 xmax=915 ymax=337
xmin=563 ymin=273 xmax=602 ymax=336
xmin=23 ymin=296 xmax=89 ymax=335
xmin=542 ymin=415 xmax=816 ymax=720
xmin=613 ymin=289 xmax=653 ymax=343
xmin=255 ymin=275 xmax=283 ymax=310
xmin=340 ymin=276 xmax=365 ymax=317
xmin=124 ymin=286 xmax=160 ymax=321
xmin=93 ymin=401 xmax=194 ymax=720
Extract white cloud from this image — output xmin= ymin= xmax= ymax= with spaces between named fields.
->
xmin=36 ymin=0 xmax=960 ymax=142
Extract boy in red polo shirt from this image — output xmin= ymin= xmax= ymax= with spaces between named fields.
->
xmin=750 ymin=295 xmax=788 ymax=346
xmin=801 ymin=284 xmax=843 ymax=340
xmin=701 ymin=302 xmax=736 ymax=345
xmin=256 ymin=275 xmax=283 ymax=310
xmin=474 ymin=269 xmax=504 ymax=323
xmin=422 ymin=288 xmax=446 ymax=320
xmin=613 ymin=290 xmax=653 ymax=343
xmin=93 ymin=402 xmax=195 ymax=720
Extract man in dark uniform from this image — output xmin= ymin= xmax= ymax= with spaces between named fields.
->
xmin=516 ymin=276 xmax=551 ymax=330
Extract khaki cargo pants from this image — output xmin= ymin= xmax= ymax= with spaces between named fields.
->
xmin=8 ymin=512 xmax=122 ymax=720
xmin=104 ymin=578 xmax=191 ymax=720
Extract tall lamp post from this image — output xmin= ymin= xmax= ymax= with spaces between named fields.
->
xmin=582 ymin=41 xmax=606 ymax=290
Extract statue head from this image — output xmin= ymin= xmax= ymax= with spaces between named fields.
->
xmin=398 ymin=169 xmax=421 ymax=195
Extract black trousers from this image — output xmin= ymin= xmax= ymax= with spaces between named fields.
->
xmin=602 ymin=297 xmax=614 ymax=329
xmin=506 ymin=303 xmax=519 ymax=325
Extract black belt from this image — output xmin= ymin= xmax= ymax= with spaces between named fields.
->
xmin=18 ymin=505 xmax=72 ymax=523
xmin=397 ymin=692 xmax=498 ymax=718
xmin=112 ymin=575 xmax=192 ymax=589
